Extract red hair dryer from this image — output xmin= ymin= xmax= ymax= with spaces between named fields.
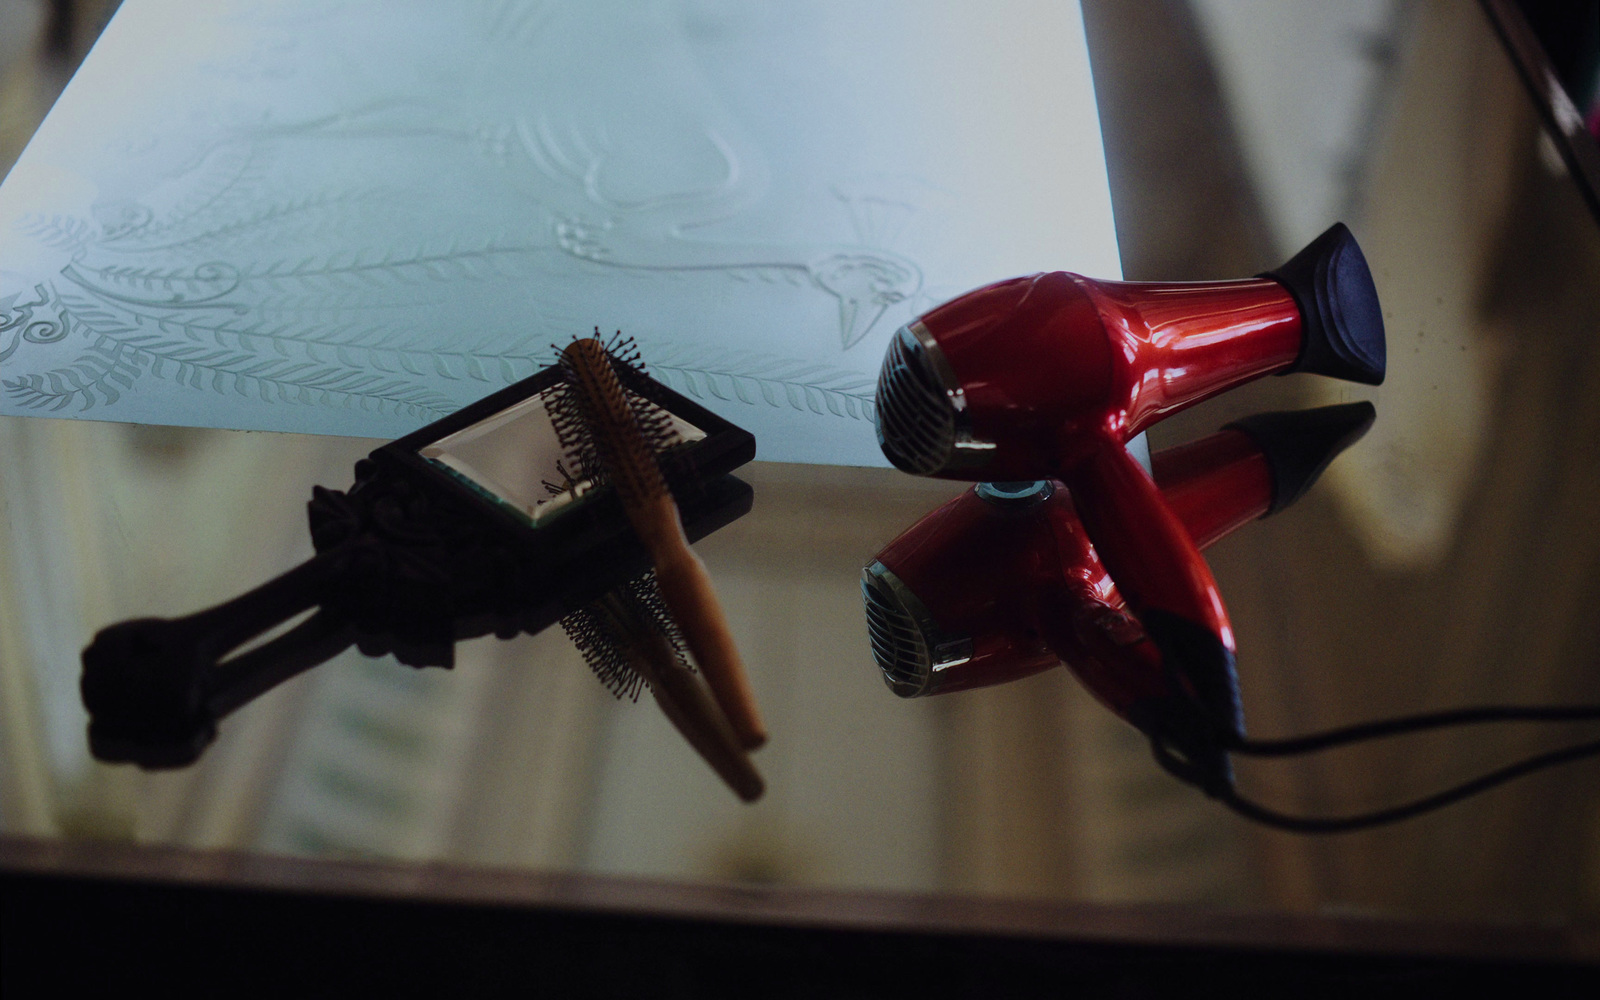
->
xmin=873 ymin=223 xmax=1384 ymax=784
xmin=865 ymin=403 xmax=1375 ymax=783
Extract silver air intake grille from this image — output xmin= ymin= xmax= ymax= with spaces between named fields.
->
xmin=876 ymin=325 xmax=956 ymax=475
xmin=862 ymin=562 xmax=934 ymax=697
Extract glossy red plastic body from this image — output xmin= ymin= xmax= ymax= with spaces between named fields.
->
xmin=873 ymin=487 xmax=1067 ymax=695
xmin=921 ymin=273 xmax=1302 ymax=477
xmin=871 ymin=429 xmax=1271 ymax=718
xmin=1152 ymin=429 xmax=1272 ymax=549
xmin=914 ymin=272 xmax=1302 ymax=682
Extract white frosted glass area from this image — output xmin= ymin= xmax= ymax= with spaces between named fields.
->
xmin=0 ymin=0 xmax=1119 ymax=465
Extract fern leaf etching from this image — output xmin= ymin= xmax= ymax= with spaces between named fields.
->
xmin=61 ymin=261 xmax=242 ymax=309
xmin=174 ymin=339 xmax=452 ymax=414
xmin=18 ymin=214 xmax=95 ymax=253
xmin=130 ymin=190 xmax=385 ymax=255
xmin=31 ymin=296 xmax=457 ymax=417
xmin=60 ymin=292 xmax=545 ymax=385
xmin=237 ymin=243 xmax=538 ymax=292
xmin=2 ymin=339 xmax=147 ymax=411
xmin=643 ymin=344 xmax=876 ymax=422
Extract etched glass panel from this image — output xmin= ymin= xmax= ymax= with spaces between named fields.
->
xmin=0 ymin=0 xmax=1118 ymax=465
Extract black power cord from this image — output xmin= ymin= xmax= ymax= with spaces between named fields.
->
xmin=1151 ymin=704 xmax=1600 ymax=833
xmin=1229 ymin=704 xmax=1600 ymax=756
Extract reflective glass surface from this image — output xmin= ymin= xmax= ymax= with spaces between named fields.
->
xmin=3 ymin=0 xmax=1599 ymax=945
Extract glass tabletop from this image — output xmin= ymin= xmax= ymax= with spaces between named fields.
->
xmin=3 ymin=0 xmax=1598 ymax=940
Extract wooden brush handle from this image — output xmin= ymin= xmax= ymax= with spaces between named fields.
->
xmin=598 ymin=591 xmax=763 ymax=801
xmin=637 ymin=629 xmax=765 ymax=802
xmin=638 ymin=498 xmax=768 ymax=750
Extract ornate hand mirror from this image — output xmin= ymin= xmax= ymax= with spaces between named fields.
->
xmin=80 ymin=357 xmax=756 ymax=769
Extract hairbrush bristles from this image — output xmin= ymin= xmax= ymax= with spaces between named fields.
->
xmin=560 ymin=572 xmax=690 ymax=702
xmin=548 ymin=331 xmax=679 ymax=500
xmin=630 ymin=571 xmax=693 ymax=667
xmin=546 ymin=331 xmax=694 ymax=706
xmin=539 ymin=459 xmax=581 ymax=499
xmin=560 ymin=606 xmax=645 ymax=702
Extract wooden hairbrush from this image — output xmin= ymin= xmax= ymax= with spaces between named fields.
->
xmin=551 ymin=335 xmax=768 ymax=751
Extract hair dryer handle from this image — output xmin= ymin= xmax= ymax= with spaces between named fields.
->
xmin=1063 ymin=438 xmax=1244 ymax=784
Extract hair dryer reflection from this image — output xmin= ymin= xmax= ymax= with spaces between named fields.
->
xmin=864 ymin=402 xmax=1374 ymax=737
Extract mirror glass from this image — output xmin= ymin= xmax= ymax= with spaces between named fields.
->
xmin=415 ymin=386 xmax=707 ymax=526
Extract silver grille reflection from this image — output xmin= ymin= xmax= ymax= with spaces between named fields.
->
xmin=876 ymin=326 xmax=956 ymax=475
xmin=862 ymin=563 xmax=934 ymax=697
